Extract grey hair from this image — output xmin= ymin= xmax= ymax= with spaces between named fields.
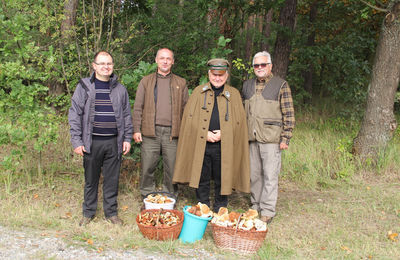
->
xmin=252 ymin=51 xmax=272 ymax=65
xmin=156 ymin=48 xmax=174 ymax=60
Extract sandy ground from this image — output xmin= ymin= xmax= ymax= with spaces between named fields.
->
xmin=0 ymin=225 xmax=222 ymax=260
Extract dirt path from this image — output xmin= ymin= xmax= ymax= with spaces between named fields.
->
xmin=0 ymin=225 xmax=220 ymax=260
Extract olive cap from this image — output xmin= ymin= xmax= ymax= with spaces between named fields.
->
xmin=207 ymin=58 xmax=229 ymax=75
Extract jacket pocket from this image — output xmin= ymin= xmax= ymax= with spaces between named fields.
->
xmin=253 ymin=118 xmax=282 ymax=143
xmin=264 ymin=120 xmax=282 ymax=127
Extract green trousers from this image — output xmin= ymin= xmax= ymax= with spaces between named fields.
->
xmin=140 ymin=126 xmax=178 ymax=197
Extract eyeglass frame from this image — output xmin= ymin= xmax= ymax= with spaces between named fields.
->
xmin=93 ymin=62 xmax=114 ymax=66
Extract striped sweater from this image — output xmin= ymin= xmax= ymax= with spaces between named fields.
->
xmin=92 ymin=78 xmax=117 ymax=136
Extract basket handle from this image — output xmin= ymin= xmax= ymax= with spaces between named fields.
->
xmin=156 ymin=208 xmax=162 ymax=226
xmin=234 ymin=213 xmax=242 ymax=234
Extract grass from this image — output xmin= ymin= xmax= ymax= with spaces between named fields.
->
xmin=0 ymin=110 xmax=399 ymax=259
xmin=0 ymin=173 xmax=398 ymax=259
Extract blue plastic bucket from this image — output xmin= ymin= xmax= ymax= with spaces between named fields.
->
xmin=179 ymin=206 xmax=212 ymax=243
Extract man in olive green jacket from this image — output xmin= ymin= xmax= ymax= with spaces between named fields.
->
xmin=132 ymin=48 xmax=188 ymax=197
xmin=173 ymin=59 xmax=250 ymax=212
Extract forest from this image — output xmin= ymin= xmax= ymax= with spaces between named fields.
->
xmin=1 ymin=0 xmax=399 ymax=162
xmin=0 ymin=0 xmax=399 ymax=258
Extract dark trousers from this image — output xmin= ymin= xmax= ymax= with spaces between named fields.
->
xmin=196 ymin=142 xmax=228 ymax=212
xmin=83 ymin=136 xmax=120 ymax=218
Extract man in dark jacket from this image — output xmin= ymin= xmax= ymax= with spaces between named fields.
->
xmin=69 ymin=51 xmax=133 ymax=226
xmin=241 ymin=51 xmax=295 ymax=224
xmin=132 ymin=48 xmax=188 ymax=198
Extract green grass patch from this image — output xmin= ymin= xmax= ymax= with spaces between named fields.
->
xmin=0 ymin=111 xmax=399 ymax=258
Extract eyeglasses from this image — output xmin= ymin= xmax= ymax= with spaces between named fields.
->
xmin=253 ymin=63 xmax=270 ymax=69
xmin=94 ymin=62 xmax=114 ymax=67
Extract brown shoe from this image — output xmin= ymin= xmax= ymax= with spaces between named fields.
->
xmin=79 ymin=216 xmax=93 ymax=226
xmin=260 ymin=216 xmax=273 ymax=224
xmin=107 ymin=215 xmax=124 ymax=225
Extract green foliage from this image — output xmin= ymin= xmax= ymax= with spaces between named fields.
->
xmin=211 ymin=36 xmax=232 ymax=58
xmin=287 ymin=0 xmax=382 ymax=113
xmin=120 ymin=61 xmax=157 ymax=102
xmin=0 ymin=0 xmax=397 ymax=189
xmin=334 ymin=136 xmax=355 ymax=180
xmin=281 ymin=112 xmax=363 ymax=188
xmin=231 ymin=58 xmax=253 ymax=83
xmin=0 ymin=68 xmax=60 ymax=176
xmin=0 ymin=0 xmax=63 ymax=182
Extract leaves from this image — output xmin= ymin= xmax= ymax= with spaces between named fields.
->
xmin=340 ymin=245 xmax=352 ymax=253
xmin=388 ymin=231 xmax=398 ymax=242
xmin=60 ymin=212 xmax=72 ymax=219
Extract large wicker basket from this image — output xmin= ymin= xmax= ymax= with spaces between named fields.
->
xmin=136 ymin=209 xmax=184 ymax=241
xmin=211 ymin=223 xmax=268 ymax=254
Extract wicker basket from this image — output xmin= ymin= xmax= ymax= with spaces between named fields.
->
xmin=136 ymin=209 xmax=184 ymax=241
xmin=211 ymin=223 xmax=268 ymax=254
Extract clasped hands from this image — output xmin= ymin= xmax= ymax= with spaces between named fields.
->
xmin=207 ymin=130 xmax=221 ymax=143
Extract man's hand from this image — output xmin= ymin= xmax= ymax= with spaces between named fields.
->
xmin=73 ymin=146 xmax=86 ymax=156
xmin=123 ymin=141 xmax=131 ymax=155
xmin=133 ymin=133 xmax=142 ymax=143
xmin=207 ymin=130 xmax=221 ymax=143
xmin=280 ymin=142 xmax=289 ymax=150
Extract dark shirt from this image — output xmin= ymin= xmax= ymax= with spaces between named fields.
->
xmin=208 ymin=84 xmax=224 ymax=132
xmin=93 ymin=78 xmax=117 ymax=136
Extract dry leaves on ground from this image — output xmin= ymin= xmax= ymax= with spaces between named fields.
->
xmin=387 ymin=231 xmax=398 ymax=242
xmin=340 ymin=245 xmax=352 ymax=253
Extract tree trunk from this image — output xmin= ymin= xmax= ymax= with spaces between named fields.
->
xmin=272 ymin=0 xmax=297 ymax=78
xmin=353 ymin=1 xmax=400 ymax=159
xmin=303 ymin=1 xmax=318 ymax=104
xmin=53 ymin=0 xmax=78 ymax=96
xmin=60 ymin=0 xmax=78 ymax=40
xmin=260 ymin=8 xmax=273 ymax=52
xmin=245 ymin=14 xmax=255 ymax=64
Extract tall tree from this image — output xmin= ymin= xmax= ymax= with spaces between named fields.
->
xmin=245 ymin=14 xmax=255 ymax=63
xmin=272 ymin=0 xmax=297 ymax=78
xmin=302 ymin=0 xmax=318 ymax=104
xmin=353 ymin=1 xmax=400 ymax=159
xmin=60 ymin=0 xmax=78 ymax=40
xmin=56 ymin=0 xmax=78 ymax=95
xmin=260 ymin=9 xmax=273 ymax=52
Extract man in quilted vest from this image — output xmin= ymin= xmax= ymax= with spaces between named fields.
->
xmin=241 ymin=51 xmax=295 ymax=224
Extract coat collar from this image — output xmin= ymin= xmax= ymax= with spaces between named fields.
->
xmin=89 ymin=72 xmax=118 ymax=88
xmin=201 ymin=83 xmax=231 ymax=101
